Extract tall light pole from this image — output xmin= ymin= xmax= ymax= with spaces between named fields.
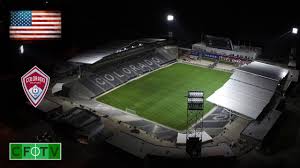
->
xmin=166 ymin=14 xmax=174 ymax=39
xmin=279 ymin=27 xmax=298 ymax=38
xmin=19 ymin=45 xmax=24 ymax=54
xmin=285 ymin=27 xmax=298 ymax=55
xmin=270 ymin=27 xmax=298 ymax=61
xmin=290 ymin=27 xmax=298 ymax=68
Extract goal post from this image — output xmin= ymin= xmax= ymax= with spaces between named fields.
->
xmin=126 ymin=108 xmax=137 ymax=115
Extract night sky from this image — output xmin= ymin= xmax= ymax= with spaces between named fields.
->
xmin=2 ymin=0 xmax=299 ymax=42
xmin=0 ymin=0 xmax=299 ymax=68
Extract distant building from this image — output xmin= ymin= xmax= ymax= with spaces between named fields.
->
xmin=192 ymin=35 xmax=262 ymax=64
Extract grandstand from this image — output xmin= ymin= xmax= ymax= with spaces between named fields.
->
xmin=191 ymin=35 xmax=262 ymax=65
xmin=62 ymin=39 xmax=175 ymax=99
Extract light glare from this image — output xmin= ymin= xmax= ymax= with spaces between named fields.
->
xmin=20 ymin=45 xmax=24 ymax=54
xmin=292 ymin=28 xmax=298 ymax=34
xmin=167 ymin=15 xmax=174 ymax=21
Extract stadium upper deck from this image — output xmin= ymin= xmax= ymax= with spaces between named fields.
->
xmin=192 ymin=35 xmax=262 ymax=63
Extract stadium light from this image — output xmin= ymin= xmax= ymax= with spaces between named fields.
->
xmin=19 ymin=45 xmax=24 ymax=54
xmin=167 ymin=14 xmax=174 ymax=22
xmin=292 ymin=27 xmax=298 ymax=35
xmin=187 ymin=91 xmax=204 ymax=110
xmin=186 ymin=90 xmax=204 ymax=157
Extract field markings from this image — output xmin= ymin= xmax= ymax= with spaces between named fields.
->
xmin=96 ymin=63 xmax=230 ymax=131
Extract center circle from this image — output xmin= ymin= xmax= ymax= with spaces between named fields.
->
xmin=31 ymin=147 xmax=40 ymax=157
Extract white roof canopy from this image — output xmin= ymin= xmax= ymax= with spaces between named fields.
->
xmin=207 ymin=62 xmax=288 ymax=120
xmin=207 ymin=79 xmax=274 ymax=119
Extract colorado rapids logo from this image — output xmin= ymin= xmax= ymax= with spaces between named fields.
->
xmin=21 ymin=66 xmax=50 ymax=108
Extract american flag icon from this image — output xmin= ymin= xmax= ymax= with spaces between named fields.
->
xmin=10 ymin=10 xmax=61 ymax=40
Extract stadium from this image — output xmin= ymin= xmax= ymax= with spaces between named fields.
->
xmin=2 ymin=1 xmax=300 ymax=167
xmin=32 ymin=35 xmax=297 ymax=160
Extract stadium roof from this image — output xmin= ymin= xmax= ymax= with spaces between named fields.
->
xmin=67 ymin=50 xmax=113 ymax=64
xmin=207 ymin=61 xmax=288 ymax=120
xmin=207 ymin=79 xmax=274 ymax=119
xmin=68 ymin=39 xmax=166 ymax=65
xmin=138 ymin=38 xmax=166 ymax=43
xmin=231 ymin=70 xmax=278 ymax=91
xmin=237 ymin=61 xmax=289 ymax=81
xmin=68 ymin=40 xmax=134 ymax=64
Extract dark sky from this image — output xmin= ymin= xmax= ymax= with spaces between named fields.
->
xmin=3 ymin=0 xmax=299 ymax=45
xmin=1 ymin=0 xmax=299 ymax=64
xmin=1 ymin=0 xmax=299 ymax=78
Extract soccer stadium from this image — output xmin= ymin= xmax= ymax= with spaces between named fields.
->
xmin=2 ymin=1 xmax=300 ymax=167
xmin=30 ymin=35 xmax=297 ymax=161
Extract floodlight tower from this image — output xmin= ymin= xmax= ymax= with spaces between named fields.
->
xmin=279 ymin=27 xmax=298 ymax=38
xmin=186 ymin=91 xmax=204 ymax=158
xmin=166 ymin=14 xmax=174 ymax=39
xmin=286 ymin=27 xmax=298 ymax=64
xmin=291 ymin=27 xmax=298 ymax=51
xmin=19 ymin=45 xmax=24 ymax=54
xmin=290 ymin=27 xmax=298 ymax=68
xmin=270 ymin=27 xmax=299 ymax=62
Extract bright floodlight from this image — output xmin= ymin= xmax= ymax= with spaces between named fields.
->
xmin=167 ymin=14 xmax=174 ymax=21
xmin=19 ymin=45 xmax=24 ymax=54
xmin=292 ymin=27 xmax=298 ymax=34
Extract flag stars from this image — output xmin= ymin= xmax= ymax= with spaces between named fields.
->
xmin=10 ymin=11 xmax=31 ymax=26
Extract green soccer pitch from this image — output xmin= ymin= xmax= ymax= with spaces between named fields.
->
xmin=97 ymin=63 xmax=231 ymax=130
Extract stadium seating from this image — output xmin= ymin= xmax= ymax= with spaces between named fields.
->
xmin=79 ymin=75 xmax=105 ymax=95
xmin=65 ymin=50 xmax=176 ymax=99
